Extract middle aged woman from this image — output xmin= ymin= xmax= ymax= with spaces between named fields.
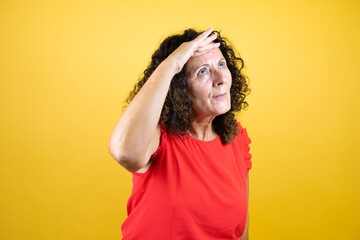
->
xmin=108 ymin=27 xmax=252 ymax=240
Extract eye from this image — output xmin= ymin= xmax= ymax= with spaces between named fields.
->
xmin=219 ymin=61 xmax=226 ymax=68
xmin=198 ymin=68 xmax=208 ymax=76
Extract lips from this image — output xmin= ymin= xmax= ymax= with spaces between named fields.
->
xmin=212 ymin=93 xmax=227 ymax=100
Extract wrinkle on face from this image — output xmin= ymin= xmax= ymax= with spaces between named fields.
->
xmin=185 ymin=48 xmax=232 ymax=120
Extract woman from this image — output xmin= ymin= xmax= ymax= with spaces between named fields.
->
xmin=108 ymin=27 xmax=252 ymax=240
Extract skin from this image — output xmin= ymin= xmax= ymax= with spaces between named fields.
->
xmin=185 ymin=48 xmax=232 ymax=141
xmin=108 ymin=27 xmax=220 ymax=172
xmin=108 ymin=27 xmax=249 ymax=239
xmin=185 ymin=52 xmax=249 ymax=239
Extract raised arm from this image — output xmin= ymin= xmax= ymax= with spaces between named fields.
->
xmin=108 ymin=27 xmax=220 ymax=173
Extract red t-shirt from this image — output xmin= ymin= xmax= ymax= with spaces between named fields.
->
xmin=121 ymin=122 xmax=252 ymax=239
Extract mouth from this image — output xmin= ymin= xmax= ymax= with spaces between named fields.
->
xmin=212 ymin=93 xmax=227 ymax=100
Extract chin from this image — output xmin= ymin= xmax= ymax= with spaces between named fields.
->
xmin=215 ymin=105 xmax=231 ymax=116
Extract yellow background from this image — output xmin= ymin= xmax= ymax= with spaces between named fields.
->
xmin=1 ymin=0 xmax=359 ymax=239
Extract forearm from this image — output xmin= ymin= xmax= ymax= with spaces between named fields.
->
xmin=108 ymin=59 xmax=176 ymax=165
xmin=109 ymin=27 xmax=218 ymax=170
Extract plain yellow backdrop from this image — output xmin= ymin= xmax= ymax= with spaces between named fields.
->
xmin=1 ymin=0 xmax=359 ymax=239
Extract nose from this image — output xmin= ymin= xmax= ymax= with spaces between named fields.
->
xmin=213 ymin=69 xmax=227 ymax=86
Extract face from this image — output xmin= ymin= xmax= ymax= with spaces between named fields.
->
xmin=185 ymin=48 xmax=232 ymax=119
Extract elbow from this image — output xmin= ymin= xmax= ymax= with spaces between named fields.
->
xmin=118 ymin=159 xmax=145 ymax=173
xmin=108 ymin=144 xmax=145 ymax=173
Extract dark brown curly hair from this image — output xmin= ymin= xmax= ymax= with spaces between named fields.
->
xmin=125 ymin=28 xmax=251 ymax=144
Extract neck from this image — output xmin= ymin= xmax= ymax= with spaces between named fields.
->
xmin=188 ymin=116 xmax=217 ymax=141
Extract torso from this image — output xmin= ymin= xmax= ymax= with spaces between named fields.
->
xmin=122 ymin=123 xmax=252 ymax=239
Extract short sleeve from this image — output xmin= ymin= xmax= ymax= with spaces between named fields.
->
xmin=150 ymin=124 xmax=167 ymax=159
xmin=238 ymin=122 xmax=252 ymax=171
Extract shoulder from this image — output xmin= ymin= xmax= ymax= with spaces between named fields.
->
xmin=236 ymin=121 xmax=251 ymax=144
xmin=237 ymin=121 xmax=244 ymax=131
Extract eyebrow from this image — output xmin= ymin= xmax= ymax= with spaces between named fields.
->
xmin=191 ymin=58 xmax=226 ymax=74
xmin=193 ymin=64 xmax=209 ymax=74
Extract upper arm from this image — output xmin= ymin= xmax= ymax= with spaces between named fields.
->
xmin=135 ymin=124 xmax=161 ymax=173
xmin=147 ymin=124 xmax=161 ymax=158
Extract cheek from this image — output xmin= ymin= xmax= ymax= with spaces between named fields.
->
xmin=226 ymin=71 xmax=232 ymax=87
xmin=193 ymin=92 xmax=209 ymax=106
xmin=191 ymin=82 xmax=212 ymax=99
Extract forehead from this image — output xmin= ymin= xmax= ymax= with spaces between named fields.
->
xmin=185 ymin=48 xmax=225 ymax=72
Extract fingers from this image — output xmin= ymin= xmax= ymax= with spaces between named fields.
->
xmin=192 ymin=27 xmax=214 ymax=44
xmin=197 ymin=33 xmax=219 ymax=50
xmin=167 ymin=27 xmax=220 ymax=72
xmin=192 ymin=27 xmax=219 ymax=55
xmin=193 ymin=42 xmax=221 ymax=56
xmin=196 ymin=42 xmax=220 ymax=52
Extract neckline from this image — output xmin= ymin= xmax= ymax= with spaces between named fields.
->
xmin=186 ymin=132 xmax=220 ymax=143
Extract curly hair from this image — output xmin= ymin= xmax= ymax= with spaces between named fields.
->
xmin=125 ymin=28 xmax=251 ymax=144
